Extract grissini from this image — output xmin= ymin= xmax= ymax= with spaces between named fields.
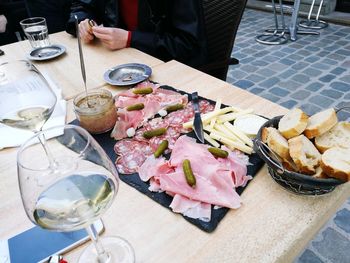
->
xmin=320 ymin=147 xmax=350 ymax=182
xmin=304 ymin=108 xmax=338 ymax=139
xmin=288 ymin=135 xmax=321 ymax=174
xmin=278 ymin=108 xmax=308 ymax=139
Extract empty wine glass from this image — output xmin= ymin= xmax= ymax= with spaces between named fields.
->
xmin=0 ymin=60 xmax=57 ymax=132
xmin=17 ymin=125 xmax=135 ymax=262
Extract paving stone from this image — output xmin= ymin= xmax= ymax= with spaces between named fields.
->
xmin=267 ymin=62 xmax=289 ymax=72
xmin=340 ymin=60 xmax=350 ymax=68
xmin=305 ymin=56 xmax=320 ymax=63
xmin=300 ymin=104 xmax=322 ymax=115
xmin=256 ymin=68 xmax=276 ymax=77
xmin=303 ymin=67 xmax=322 ymax=78
xmin=260 ymin=77 xmax=280 ymax=88
xmin=245 ymin=74 xmax=265 ymax=83
xmin=280 ymin=58 xmax=297 ymax=66
xmin=337 ymin=111 xmax=350 ymax=121
xmin=334 ymin=209 xmax=350 ymax=233
xmin=292 ymin=74 xmax=310 ymax=83
xmin=313 ymin=228 xmax=350 ymax=263
xmin=281 ymin=100 xmax=298 ymax=109
xmin=260 ymin=93 xmax=281 ymax=103
xmin=240 ymin=64 xmax=259 ymax=73
xmin=336 ymin=49 xmax=350 ymax=56
xmin=261 ymin=55 xmax=280 ymax=63
xmin=330 ymin=82 xmax=350 ymax=92
xmin=317 ymin=51 xmax=331 ymax=57
xmin=340 ymin=75 xmax=350 ymax=83
xmin=344 ymin=93 xmax=350 ymax=100
xmin=270 ymin=87 xmax=290 ymax=97
xmin=286 ymin=54 xmax=304 ymax=61
xmin=291 ymin=61 xmax=310 ymax=71
xmin=234 ymin=80 xmax=255 ymax=89
xmin=280 ymin=47 xmax=297 ymax=53
xmin=296 ymin=249 xmax=323 ymax=263
xmin=305 ymin=46 xmax=321 ymax=52
xmin=309 ymin=95 xmax=335 ymax=108
xmin=336 ymin=101 xmax=350 ymax=110
xmin=297 ymin=50 xmax=311 ymax=56
xmin=306 ymin=82 xmax=323 ymax=92
xmin=320 ymin=89 xmax=344 ymax=99
xmin=251 ymin=60 xmax=269 ymax=67
xmin=319 ymin=74 xmax=337 ymax=83
xmin=249 ymin=87 xmax=264 ymax=94
xmin=279 ymin=80 xmax=301 ymax=91
xmin=291 ymin=90 xmax=311 ymax=100
xmin=330 ymin=67 xmax=347 ymax=76
xmin=327 ymin=53 xmax=347 ymax=61
xmin=278 ymin=69 xmax=298 ymax=79
xmin=324 ymin=44 xmax=341 ymax=52
xmin=239 ymin=57 xmax=256 ymax=64
xmin=313 ymin=63 xmax=331 ymax=70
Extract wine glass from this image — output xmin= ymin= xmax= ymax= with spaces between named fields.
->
xmin=17 ymin=124 xmax=135 ymax=263
xmin=0 ymin=60 xmax=57 ymax=132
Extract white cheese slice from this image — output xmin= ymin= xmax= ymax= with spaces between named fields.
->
xmin=234 ymin=114 xmax=268 ymax=137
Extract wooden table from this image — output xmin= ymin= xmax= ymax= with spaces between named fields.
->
xmin=1 ymin=32 xmax=349 ymax=263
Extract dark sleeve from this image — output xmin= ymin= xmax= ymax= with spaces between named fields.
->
xmin=65 ymin=0 xmax=97 ymax=36
xmin=130 ymin=0 xmax=207 ymax=68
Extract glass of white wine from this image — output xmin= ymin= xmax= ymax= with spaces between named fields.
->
xmin=17 ymin=124 xmax=135 ymax=263
xmin=0 ymin=60 xmax=57 ymax=131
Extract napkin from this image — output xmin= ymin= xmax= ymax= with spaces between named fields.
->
xmin=0 ymin=72 xmax=67 ymax=149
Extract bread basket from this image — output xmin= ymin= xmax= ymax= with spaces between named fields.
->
xmin=253 ymin=115 xmax=345 ymax=195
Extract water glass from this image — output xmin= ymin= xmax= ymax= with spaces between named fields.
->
xmin=20 ymin=17 xmax=50 ymax=49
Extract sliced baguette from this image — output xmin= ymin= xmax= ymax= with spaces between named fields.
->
xmin=262 ymin=127 xmax=291 ymax=161
xmin=315 ymin=121 xmax=350 ymax=153
xmin=312 ymin=166 xmax=329 ymax=179
xmin=288 ymin=135 xmax=321 ymax=174
xmin=278 ymin=108 xmax=308 ymax=139
xmin=304 ymin=108 xmax=338 ymax=139
xmin=320 ymin=147 xmax=350 ymax=182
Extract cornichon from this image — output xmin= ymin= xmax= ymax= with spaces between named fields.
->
xmin=154 ymin=140 xmax=169 ymax=158
xmin=143 ymin=127 xmax=167 ymax=139
xmin=132 ymin=87 xmax=153 ymax=95
xmin=183 ymin=159 xmax=196 ymax=188
xmin=208 ymin=147 xmax=229 ymax=158
xmin=166 ymin=104 xmax=184 ymax=113
xmin=126 ymin=103 xmax=144 ymax=111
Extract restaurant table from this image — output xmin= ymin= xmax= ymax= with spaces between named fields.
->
xmin=1 ymin=32 xmax=350 ymax=263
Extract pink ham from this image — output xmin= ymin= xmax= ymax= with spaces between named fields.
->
xmin=170 ymin=194 xmax=211 ymax=222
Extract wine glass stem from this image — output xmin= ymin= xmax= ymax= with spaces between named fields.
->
xmin=38 ymin=133 xmax=57 ymax=169
xmin=86 ymin=223 xmax=110 ymax=263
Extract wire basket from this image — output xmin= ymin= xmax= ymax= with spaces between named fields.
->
xmin=253 ymin=115 xmax=345 ymax=196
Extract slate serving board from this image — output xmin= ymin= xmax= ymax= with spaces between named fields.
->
xmin=70 ymin=85 xmax=264 ymax=232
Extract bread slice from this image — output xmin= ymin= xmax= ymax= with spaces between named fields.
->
xmin=304 ymin=108 xmax=338 ymax=139
xmin=262 ymin=127 xmax=291 ymax=161
xmin=278 ymin=108 xmax=308 ymax=139
xmin=320 ymin=147 xmax=350 ymax=181
xmin=315 ymin=121 xmax=350 ymax=153
xmin=312 ymin=167 xmax=329 ymax=179
xmin=288 ymin=135 xmax=321 ymax=174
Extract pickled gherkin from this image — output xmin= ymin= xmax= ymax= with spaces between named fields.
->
xmin=126 ymin=103 xmax=144 ymax=111
xmin=165 ymin=104 xmax=184 ymax=113
xmin=182 ymin=159 xmax=196 ymax=188
xmin=154 ymin=140 xmax=168 ymax=158
xmin=208 ymin=147 xmax=229 ymax=158
xmin=132 ymin=87 xmax=153 ymax=95
xmin=143 ymin=127 xmax=167 ymax=139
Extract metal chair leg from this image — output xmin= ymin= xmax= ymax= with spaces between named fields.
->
xmin=299 ymin=0 xmax=328 ymax=29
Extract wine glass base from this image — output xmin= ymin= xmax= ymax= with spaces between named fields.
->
xmin=79 ymin=236 xmax=135 ymax=263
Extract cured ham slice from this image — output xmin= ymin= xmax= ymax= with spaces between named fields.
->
xmin=170 ymin=194 xmax=211 ymax=222
xmin=138 ymin=135 xmax=251 ymax=219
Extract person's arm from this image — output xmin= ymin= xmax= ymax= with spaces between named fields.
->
xmin=0 ymin=15 xmax=7 ymax=33
xmin=131 ymin=0 xmax=206 ymax=67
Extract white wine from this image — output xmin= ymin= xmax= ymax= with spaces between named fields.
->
xmin=1 ymin=106 xmax=53 ymax=131
xmin=33 ymin=173 xmax=115 ymax=231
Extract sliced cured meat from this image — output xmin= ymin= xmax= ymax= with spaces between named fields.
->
xmin=143 ymin=117 xmax=169 ymax=130
xmin=153 ymin=88 xmax=188 ymax=107
xmin=114 ymin=139 xmax=152 ymax=156
xmin=149 ymin=126 xmax=181 ymax=151
xmin=138 ymin=155 xmax=172 ymax=181
xmin=170 ymin=194 xmax=211 ymax=222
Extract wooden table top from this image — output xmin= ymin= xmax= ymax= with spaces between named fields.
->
xmin=1 ymin=32 xmax=349 ymax=263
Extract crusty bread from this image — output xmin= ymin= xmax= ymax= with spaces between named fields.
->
xmin=278 ymin=108 xmax=308 ymax=139
xmin=304 ymin=108 xmax=338 ymax=139
xmin=262 ymin=127 xmax=291 ymax=161
xmin=320 ymin=147 xmax=350 ymax=181
xmin=315 ymin=121 xmax=350 ymax=153
xmin=312 ymin=166 xmax=329 ymax=179
xmin=288 ymin=135 xmax=321 ymax=174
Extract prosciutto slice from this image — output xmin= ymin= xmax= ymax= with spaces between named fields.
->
xmin=138 ymin=135 xmax=251 ymax=220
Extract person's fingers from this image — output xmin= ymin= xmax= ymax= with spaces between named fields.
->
xmin=92 ymin=26 xmax=114 ymax=36
xmin=92 ymin=30 xmax=112 ymax=41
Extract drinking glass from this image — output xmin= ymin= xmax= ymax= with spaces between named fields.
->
xmin=0 ymin=60 xmax=57 ymax=132
xmin=20 ymin=17 xmax=50 ymax=49
xmin=17 ymin=125 xmax=135 ymax=263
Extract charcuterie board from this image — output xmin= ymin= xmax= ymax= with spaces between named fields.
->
xmin=71 ymin=85 xmax=265 ymax=232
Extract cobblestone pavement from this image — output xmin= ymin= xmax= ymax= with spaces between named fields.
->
xmin=227 ymin=8 xmax=350 ymax=263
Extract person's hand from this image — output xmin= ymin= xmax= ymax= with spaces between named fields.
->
xmin=78 ymin=19 xmax=94 ymax=43
xmin=0 ymin=15 xmax=7 ymax=33
xmin=92 ymin=26 xmax=128 ymax=50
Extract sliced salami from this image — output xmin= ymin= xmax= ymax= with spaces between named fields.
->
xmin=149 ymin=126 xmax=181 ymax=151
xmin=114 ymin=139 xmax=152 ymax=156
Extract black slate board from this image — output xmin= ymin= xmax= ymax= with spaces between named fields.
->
xmin=70 ymin=85 xmax=264 ymax=232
